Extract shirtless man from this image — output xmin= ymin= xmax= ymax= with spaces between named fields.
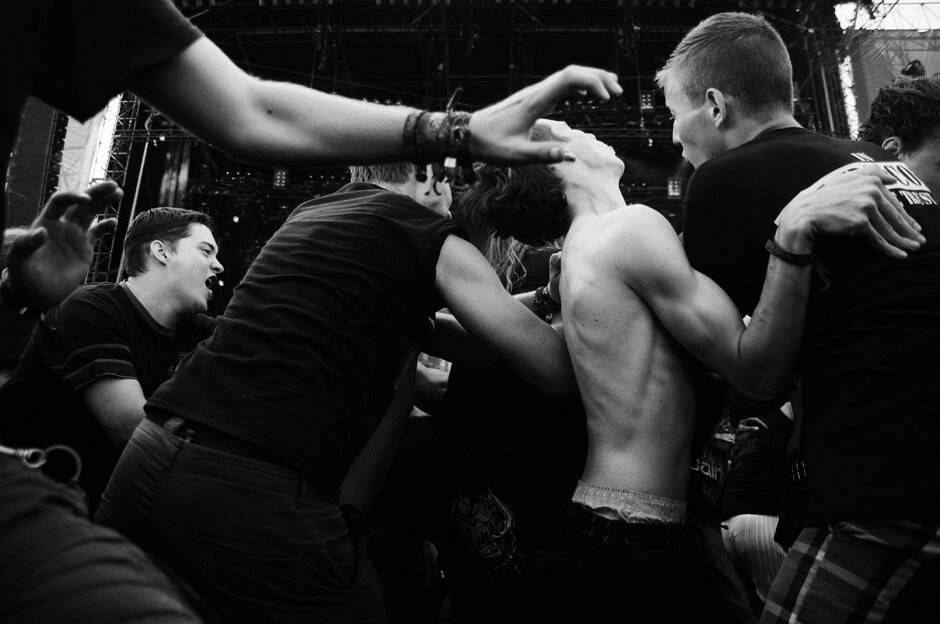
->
xmin=459 ymin=120 xmax=922 ymax=623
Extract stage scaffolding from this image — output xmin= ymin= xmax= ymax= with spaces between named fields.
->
xmin=83 ymin=0 xmax=851 ymax=306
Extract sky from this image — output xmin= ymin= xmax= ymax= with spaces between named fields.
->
xmin=836 ymin=1 xmax=940 ymax=31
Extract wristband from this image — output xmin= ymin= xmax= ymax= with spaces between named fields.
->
xmin=402 ymin=92 xmax=476 ymax=188
xmin=533 ymin=285 xmax=561 ymax=323
xmin=765 ymin=239 xmax=814 ymax=266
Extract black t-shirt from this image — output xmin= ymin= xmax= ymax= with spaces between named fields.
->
xmin=0 ymin=283 xmax=215 ymax=510
xmin=1 ymin=0 xmax=201 ymax=229
xmin=147 ymin=184 xmax=465 ymax=498
xmin=683 ymin=127 xmax=940 ymax=524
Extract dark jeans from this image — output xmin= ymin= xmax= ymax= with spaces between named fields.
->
xmin=0 ymin=453 xmax=201 ymax=623
xmin=96 ymin=417 xmax=386 ymax=624
xmin=547 ymin=503 xmax=722 ymax=624
xmin=439 ymin=541 xmax=559 ymax=624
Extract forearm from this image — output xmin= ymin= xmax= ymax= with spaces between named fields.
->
xmin=212 ymin=80 xmax=414 ymax=167
xmin=129 ymin=38 xmax=414 ymax=168
xmin=734 ymin=225 xmax=813 ymax=402
xmin=424 ymin=312 xmax=480 ymax=365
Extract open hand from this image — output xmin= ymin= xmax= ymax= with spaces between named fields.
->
xmin=776 ymin=163 xmax=924 ymax=259
xmin=468 ymin=65 xmax=622 ymax=166
xmin=4 ymin=181 xmax=121 ymax=310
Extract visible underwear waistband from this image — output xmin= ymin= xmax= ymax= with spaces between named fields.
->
xmin=572 ymin=481 xmax=687 ymax=524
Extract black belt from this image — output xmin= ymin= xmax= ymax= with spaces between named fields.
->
xmin=562 ymin=502 xmax=682 ymax=549
xmin=147 ymin=411 xmax=288 ymax=468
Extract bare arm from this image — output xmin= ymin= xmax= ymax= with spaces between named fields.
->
xmin=430 ymin=235 xmax=575 ymax=396
xmin=80 ymin=378 xmax=147 ymax=446
xmin=620 ymin=168 xmax=922 ymax=403
xmin=127 ymin=38 xmax=622 ymax=167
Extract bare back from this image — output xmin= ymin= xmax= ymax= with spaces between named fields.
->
xmin=562 ymin=206 xmax=696 ymax=501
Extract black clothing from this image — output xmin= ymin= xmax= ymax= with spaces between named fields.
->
xmin=548 ymin=503 xmax=729 ymax=624
xmin=97 ymin=418 xmax=386 ymax=624
xmin=0 ymin=455 xmax=204 ymax=624
xmin=721 ymin=408 xmax=793 ymax=520
xmin=146 ymin=183 xmax=464 ymax=498
xmin=428 ymin=249 xmax=587 ymax=624
xmin=683 ymin=127 xmax=940 ymax=525
xmin=101 ymin=183 xmax=464 ymax=623
xmin=1 ymin=3 xmax=205 ymax=622
xmin=0 ymin=282 xmax=215 ymax=511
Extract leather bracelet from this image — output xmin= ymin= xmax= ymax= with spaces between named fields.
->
xmin=402 ymin=109 xmax=426 ymax=167
xmin=403 ymin=91 xmax=476 ymax=187
xmin=765 ymin=239 xmax=814 ymax=266
xmin=533 ymin=285 xmax=561 ymax=323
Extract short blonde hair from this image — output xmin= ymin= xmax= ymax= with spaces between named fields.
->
xmin=655 ymin=12 xmax=793 ymax=121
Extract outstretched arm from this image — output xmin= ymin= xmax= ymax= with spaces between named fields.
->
xmin=128 ymin=38 xmax=622 ymax=168
xmin=429 ymin=235 xmax=575 ymax=396
xmin=621 ymin=166 xmax=922 ymax=404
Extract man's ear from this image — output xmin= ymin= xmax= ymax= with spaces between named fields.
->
xmin=149 ymin=240 xmax=170 ymax=266
xmin=705 ymin=88 xmax=728 ymax=127
xmin=881 ymin=136 xmax=903 ymax=156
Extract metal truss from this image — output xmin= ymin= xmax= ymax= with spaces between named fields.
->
xmin=86 ymin=96 xmax=199 ymax=283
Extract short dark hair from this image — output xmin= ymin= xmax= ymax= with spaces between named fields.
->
xmin=458 ymin=125 xmax=568 ymax=247
xmin=122 ymin=208 xmax=214 ymax=277
xmin=349 ymin=163 xmax=416 ymax=185
xmin=655 ymin=12 xmax=793 ymax=120
xmin=858 ymin=75 xmax=940 ymax=154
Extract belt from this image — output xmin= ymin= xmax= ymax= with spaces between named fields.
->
xmin=147 ymin=411 xmax=289 ymax=468
xmin=563 ymin=502 xmax=682 ymax=549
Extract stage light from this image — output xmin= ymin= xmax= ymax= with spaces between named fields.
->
xmin=667 ymin=177 xmax=682 ymax=198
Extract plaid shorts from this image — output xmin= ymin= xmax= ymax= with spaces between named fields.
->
xmin=761 ymin=518 xmax=940 ymax=623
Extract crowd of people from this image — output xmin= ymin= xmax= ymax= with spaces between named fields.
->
xmin=2 ymin=3 xmax=938 ymax=623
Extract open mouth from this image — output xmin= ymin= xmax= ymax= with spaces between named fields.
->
xmin=205 ymin=276 xmax=218 ymax=289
